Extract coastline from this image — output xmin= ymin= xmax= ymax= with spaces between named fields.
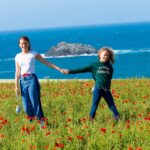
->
xmin=0 ymin=78 xmax=149 ymax=83
xmin=0 ymin=79 xmax=93 ymax=83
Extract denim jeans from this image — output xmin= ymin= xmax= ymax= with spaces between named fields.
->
xmin=90 ymin=87 xmax=119 ymax=119
xmin=20 ymin=74 xmax=44 ymax=120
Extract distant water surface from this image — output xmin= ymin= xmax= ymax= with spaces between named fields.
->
xmin=0 ymin=22 xmax=150 ymax=79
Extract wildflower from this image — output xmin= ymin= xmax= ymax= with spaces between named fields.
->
xmin=55 ymin=142 xmax=64 ymax=148
xmin=1 ymin=119 xmax=8 ymax=125
xmin=62 ymin=112 xmax=67 ymax=115
xmin=30 ymin=126 xmax=35 ymax=131
xmin=83 ymin=125 xmax=88 ymax=129
xmin=143 ymin=95 xmax=148 ymax=99
xmin=111 ymin=130 xmax=115 ymax=134
xmin=126 ymin=120 xmax=130 ymax=124
xmin=111 ymin=89 xmax=116 ymax=95
xmin=83 ymin=82 xmax=90 ymax=87
xmin=114 ymin=94 xmax=119 ymax=99
xmin=0 ymin=134 xmax=5 ymax=140
xmin=45 ymin=131 xmax=51 ymax=136
xmin=126 ymin=125 xmax=130 ymax=129
xmin=22 ymin=139 xmax=25 ymax=143
xmin=67 ymin=118 xmax=72 ymax=122
xmin=30 ymin=145 xmax=36 ymax=149
xmin=144 ymin=116 xmax=150 ymax=121
xmin=100 ymin=127 xmax=107 ymax=133
xmin=41 ymin=125 xmax=47 ymax=129
xmin=44 ymin=145 xmax=49 ymax=149
xmin=67 ymin=136 xmax=73 ymax=141
xmin=136 ymin=147 xmax=142 ymax=150
xmin=127 ymin=147 xmax=133 ymax=150
xmin=0 ymin=117 xmax=3 ymax=120
xmin=76 ymin=135 xmax=84 ymax=140
xmin=21 ymin=126 xmax=30 ymax=134
xmin=80 ymin=117 xmax=86 ymax=123
xmin=132 ymin=101 xmax=137 ymax=105
xmin=137 ymin=114 xmax=142 ymax=117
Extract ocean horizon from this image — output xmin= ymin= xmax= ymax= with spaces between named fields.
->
xmin=0 ymin=22 xmax=150 ymax=79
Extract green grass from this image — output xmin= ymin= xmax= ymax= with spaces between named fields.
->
xmin=0 ymin=79 xmax=150 ymax=150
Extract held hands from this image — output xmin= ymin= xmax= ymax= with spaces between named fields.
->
xmin=59 ymin=69 xmax=69 ymax=74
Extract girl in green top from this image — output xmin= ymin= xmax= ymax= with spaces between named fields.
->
xmin=63 ymin=47 xmax=120 ymax=121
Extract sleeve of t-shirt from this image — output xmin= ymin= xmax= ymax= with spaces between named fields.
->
xmin=31 ymin=50 xmax=38 ymax=56
xmin=15 ymin=54 xmax=19 ymax=62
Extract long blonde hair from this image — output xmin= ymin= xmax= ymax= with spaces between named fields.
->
xmin=98 ymin=47 xmax=115 ymax=64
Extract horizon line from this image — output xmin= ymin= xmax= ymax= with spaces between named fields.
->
xmin=0 ymin=21 xmax=150 ymax=33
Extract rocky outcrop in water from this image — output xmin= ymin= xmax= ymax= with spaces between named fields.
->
xmin=45 ymin=42 xmax=97 ymax=56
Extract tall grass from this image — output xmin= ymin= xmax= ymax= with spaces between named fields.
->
xmin=0 ymin=79 xmax=149 ymax=150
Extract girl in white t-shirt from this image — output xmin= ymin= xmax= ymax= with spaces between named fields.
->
xmin=15 ymin=36 xmax=63 ymax=126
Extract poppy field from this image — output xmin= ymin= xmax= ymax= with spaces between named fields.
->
xmin=0 ymin=79 xmax=150 ymax=150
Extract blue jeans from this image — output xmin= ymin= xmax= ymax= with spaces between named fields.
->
xmin=20 ymin=74 xmax=44 ymax=120
xmin=90 ymin=87 xmax=119 ymax=119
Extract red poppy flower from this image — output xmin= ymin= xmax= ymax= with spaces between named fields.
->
xmin=100 ymin=127 xmax=106 ymax=133
xmin=127 ymin=147 xmax=133 ymax=150
xmin=144 ymin=116 xmax=150 ymax=121
xmin=55 ymin=142 xmax=64 ymax=148
xmin=44 ymin=145 xmax=49 ymax=149
xmin=0 ymin=134 xmax=5 ymax=139
xmin=67 ymin=136 xmax=73 ymax=141
xmin=30 ymin=145 xmax=36 ymax=149
xmin=45 ymin=131 xmax=51 ymax=136
xmin=111 ymin=130 xmax=115 ymax=134
xmin=126 ymin=125 xmax=130 ymax=129
xmin=67 ymin=118 xmax=72 ymax=122
xmin=1 ymin=119 xmax=8 ymax=125
xmin=76 ymin=135 xmax=84 ymax=140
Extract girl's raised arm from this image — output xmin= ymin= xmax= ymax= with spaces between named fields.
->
xmin=35 ymin=53 xmax=64 ymax=73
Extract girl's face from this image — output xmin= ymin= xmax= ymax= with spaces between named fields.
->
xmin=19 ymin=39 xmax=29 ymax=51
xmin=99 ymin=50 xmax=110 ymax=63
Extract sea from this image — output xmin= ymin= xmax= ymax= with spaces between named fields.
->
xmin=0 ymin=22 xmax=150 ymax=79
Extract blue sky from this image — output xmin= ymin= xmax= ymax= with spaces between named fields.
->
xmin=0 ymin=0 xmax=150 ymax=31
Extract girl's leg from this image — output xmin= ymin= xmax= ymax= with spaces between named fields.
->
xmin=103 ymin=90 xmax=119 ymax=119
xmin=28 ymin=75 xmax=44 ymax=120
xmin=89 ymin=87 xmax=102 ymax=118
xmin=20 ymin=79 xmax=33 ymax=118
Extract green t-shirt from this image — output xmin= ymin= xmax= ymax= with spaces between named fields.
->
xmin=69 ymin=61 xmax=113 ymax=89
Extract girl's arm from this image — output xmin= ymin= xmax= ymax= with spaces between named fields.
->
xmin=15 ymin=61 xmax=21 ymax=95
xmin=68 ymin=65 xmax=91 ymax=74
xmin=35 ymin=54 xmax=63 ymax=73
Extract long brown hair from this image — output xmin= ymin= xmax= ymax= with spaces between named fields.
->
xmin=98 ymin=47 xmax=115 ymax=64
xmin=19 ymin=36 xmax=31 ymax=50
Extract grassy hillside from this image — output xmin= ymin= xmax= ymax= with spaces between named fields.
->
xmin=0 ymin=79 xmax=150 ymax=150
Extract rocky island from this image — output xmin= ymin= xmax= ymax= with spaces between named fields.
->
xmin=45 ymin=42 xmax=97 ymax=57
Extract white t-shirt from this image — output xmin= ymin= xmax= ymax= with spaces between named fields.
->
xmin=15 ymin=51 xmax=37 ymax=75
